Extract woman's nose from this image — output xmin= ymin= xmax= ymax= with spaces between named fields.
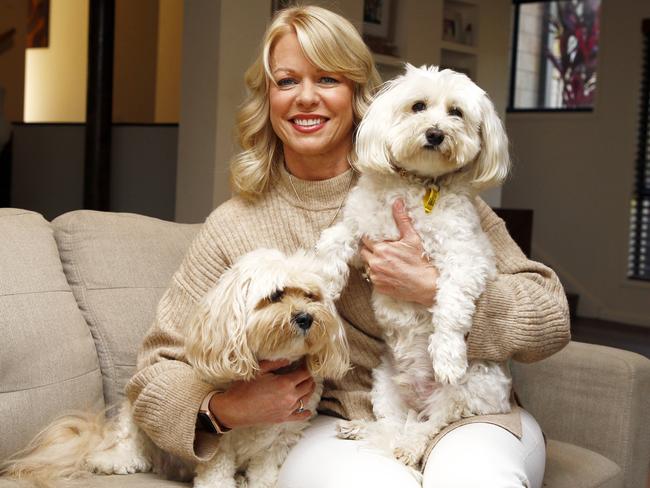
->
xmin=296 ymin=80 xmax=319 ymax=108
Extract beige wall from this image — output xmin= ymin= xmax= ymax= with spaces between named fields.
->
xmin=0 ymin=0 xmax=28 ymax=122
xmin=472 ymin=0 xmax=512 ymax=206
xmin=175 ymin=0 xmax=225 ymax=223
xmin=23 ymin=0 xmax=89 ymax=122
xmin=503 ymin=0 xmax=650 ymax=326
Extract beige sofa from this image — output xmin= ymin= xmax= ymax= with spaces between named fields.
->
xmin=1 ymin=207 xmax=649 ymax=488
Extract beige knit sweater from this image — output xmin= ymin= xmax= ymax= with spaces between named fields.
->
xmin=126 ymin=166 xmax=571 ymax=463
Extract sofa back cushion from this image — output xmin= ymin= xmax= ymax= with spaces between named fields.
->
xmin=0 ymin=209 xmax=104 ymax=461
xmin=52 ymin=211 xmax=200 ymax=410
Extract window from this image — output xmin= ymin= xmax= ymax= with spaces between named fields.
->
xmin=508 ymin=0 xmax=601 ymax=112
xmin=628 ymin=19 xmax=650 ymax=282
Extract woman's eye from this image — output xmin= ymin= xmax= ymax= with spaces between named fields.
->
xmin=320 ymin=76 xmax=339 ymax=84
xmin=277 ymin=78 xmax=297 ymax=87
xmin=449 ymin=107 xmax=463 ymax=118
xmin=270 ymin=289 xmax=285 ymax=302
xmin=412 ymin=101 xmax=427 ymax=112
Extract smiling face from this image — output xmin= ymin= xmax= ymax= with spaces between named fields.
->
xmin=269 ymin=32 xmax=355 ymax=175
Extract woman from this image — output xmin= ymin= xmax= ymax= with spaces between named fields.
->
xmin=126 ymin=6 xmax=570 ymax=487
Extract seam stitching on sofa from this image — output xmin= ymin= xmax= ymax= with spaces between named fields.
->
xmin=84 ymin=286 xmax=168 ymax=291
xmin=0 ymin=289 xmax=71 ymax=298
xmin=59 ymin=220 xmax=118 ymax=405
xmin=0 ymin=211 xmax=34 ymax=219
xmin=1 ymin=367 xmax=101 ymax=394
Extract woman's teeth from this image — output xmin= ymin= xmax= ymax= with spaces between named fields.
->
xmin=293 ymin=118 xmax=324 ymax=126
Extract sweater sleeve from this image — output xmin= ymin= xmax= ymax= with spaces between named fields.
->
xmin=466 ymin=199 xmax=571 ymax=363
xmin=125 ymin=213 xmax=230 ymax=463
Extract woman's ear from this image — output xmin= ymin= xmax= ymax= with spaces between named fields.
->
xmin=185 ymin=268 xmax=259 ymax=382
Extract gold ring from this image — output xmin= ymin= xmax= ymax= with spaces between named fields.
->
xmin=296 ymin=399 xmax=305 ymax=414
xmin=361 ymin=270 xmax=371 ymax=283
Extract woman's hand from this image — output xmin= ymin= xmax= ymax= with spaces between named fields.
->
xmin=361 ymin=199 xmax=438 ymax=307
xmin=208 ymin=359 xmax=315 ymax=429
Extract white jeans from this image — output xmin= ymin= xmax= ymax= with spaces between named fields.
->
xmin=278 ymin=410 xmax=545 ymax=488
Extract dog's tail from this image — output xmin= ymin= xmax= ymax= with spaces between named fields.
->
xmin=0 ymin=410 xmax=118 ymax=487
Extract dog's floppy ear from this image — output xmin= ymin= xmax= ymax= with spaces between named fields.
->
xmin=353 ymin=78 xmax=399 ymax=175
xmin=185 ymin=266 xmax=258 ymax=382
xmin=471 ymin=94 xmax=510 ymax=189
xmin=306 ymin=306 xmax=350 ymax=380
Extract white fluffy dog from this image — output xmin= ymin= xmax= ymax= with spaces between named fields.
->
xmin=1 ymin=248 xmax=349 ymax=488
xmin=316 ymin=64 xmax=512 ymax=467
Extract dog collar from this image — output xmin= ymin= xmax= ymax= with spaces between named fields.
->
xmin=392 ymin=165 xmax=436 ymax=186
xmin=390 ymin=165 xmax=441 ymax=213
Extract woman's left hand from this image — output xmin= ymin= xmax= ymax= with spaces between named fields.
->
xmin=360 ymin=199 xmax=438 ymax=307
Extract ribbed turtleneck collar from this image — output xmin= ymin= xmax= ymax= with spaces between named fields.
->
xmin=275 ymin=164 xmax=358 ymax=210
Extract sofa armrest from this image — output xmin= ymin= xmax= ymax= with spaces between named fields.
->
xmin=511 ymin=341 xmax=650 ymax=488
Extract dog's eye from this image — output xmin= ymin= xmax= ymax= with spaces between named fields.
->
xmin=269 ymin=289 xmax=284 ymax=302
xmin=449 ymin=107 xmax=463 ymax=118
xmin=305 ymin=292 xmax=320 ymax=301
xmin=412 ymin=101 xmax=427 ymax=113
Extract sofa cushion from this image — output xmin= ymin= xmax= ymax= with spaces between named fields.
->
xmin=0 ymin=209 xmax=104 ymax=461
xmin=52 ymin=211 xmax=200 ymax=410
xmin=544 ymin=439 xmax=623 ymax=488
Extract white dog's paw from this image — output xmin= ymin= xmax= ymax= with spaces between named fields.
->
xmin=393 ymin=443 xmax=424 ymax=468
xmin=336 ymin=419 xmax=367 ymax=440
xmin=432 ymin=359 xmax=467 ymax=385
xmin=429 ymin=334 xmax=468 ymax=385
xmin=392 ymin=430 xmax=430 ymax=468
xmin=85 ymin=445 xmax=151 ymax=475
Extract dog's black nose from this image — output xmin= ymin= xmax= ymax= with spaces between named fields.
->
xmin=293 ymin=312 xmax=313 ymax=331
xmin=426 ymin=128 xmax=445 ymax=146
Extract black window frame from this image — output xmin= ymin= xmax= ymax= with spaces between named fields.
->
xmin=507 ymin=0 xmax=598 ymax=114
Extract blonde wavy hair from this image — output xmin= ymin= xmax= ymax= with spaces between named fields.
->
xmin=230 ymin=5 xmax=382 ymax=200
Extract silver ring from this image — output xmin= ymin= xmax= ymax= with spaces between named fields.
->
xmin=296 ymin=399 xmax=305 ymax=414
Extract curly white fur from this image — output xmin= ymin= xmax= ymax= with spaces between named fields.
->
xmin=1 ymin=248 xmax=349 ymax=488
xmin=316 ymin=64 xmax=513 ymax=467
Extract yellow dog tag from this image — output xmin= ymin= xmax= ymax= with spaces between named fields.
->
xmin=422 ymin=187 xmax=439 ymax=213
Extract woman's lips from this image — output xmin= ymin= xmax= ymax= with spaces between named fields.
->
xmin=291 ymin=117 xmax=327 ymax=133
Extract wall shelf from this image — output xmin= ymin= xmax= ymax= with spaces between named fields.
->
xmin=441 ymin=40 xmax=478 ymax=56
xmin=373 ymin=53 xmax=405 ymax=68
xmin=360 ymin=0 xmax=510 ymax=115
